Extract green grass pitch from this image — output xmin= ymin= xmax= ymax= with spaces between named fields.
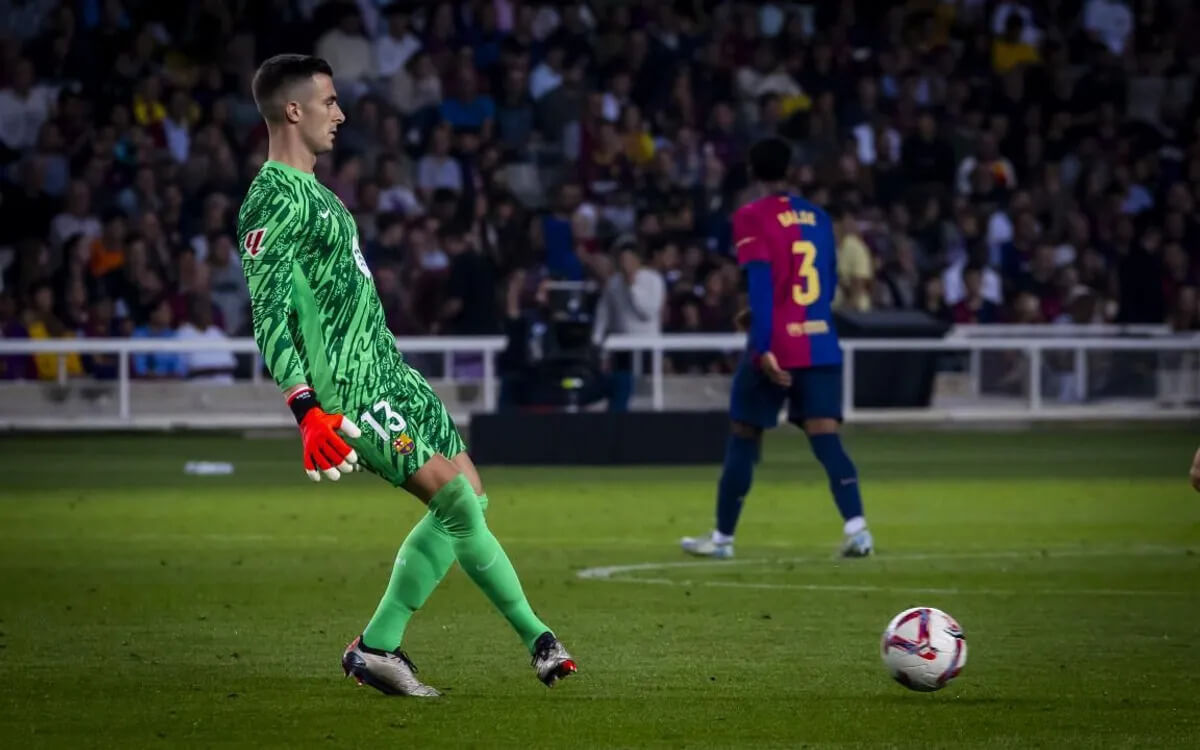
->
xmin=1 ymin=426 xmax=1198 ymax=748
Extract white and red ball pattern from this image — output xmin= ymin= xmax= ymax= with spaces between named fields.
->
xmin=880 ymin=607 xmax=967 ymax=692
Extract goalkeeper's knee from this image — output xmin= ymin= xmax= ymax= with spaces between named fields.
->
xmin=427 ymin=474 xmax=485 ymax=538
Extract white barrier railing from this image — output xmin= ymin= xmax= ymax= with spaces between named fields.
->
xmin=599 ymin=333 xmax=1200 ymax=420
xmin=948 ymin=323 xmax=1172 ymax=338
xmin=0 ymin=333 xmax=1197 ymax=427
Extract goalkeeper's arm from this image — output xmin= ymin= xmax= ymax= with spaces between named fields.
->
xmin=240 ymin=221 xmax=360 ymax=481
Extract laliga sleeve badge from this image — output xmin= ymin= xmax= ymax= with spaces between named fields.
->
xmin=392 ymin=433 xmax=415 ymax=455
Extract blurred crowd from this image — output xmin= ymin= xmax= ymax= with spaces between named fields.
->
xmin=1 ymin=0 xmax=1199 ymax=382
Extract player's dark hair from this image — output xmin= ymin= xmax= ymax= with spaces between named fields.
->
xmin=252 ymin=54 xmax=334 ymax=123
xmin=748 ymin=137 xmax=791 ymax=183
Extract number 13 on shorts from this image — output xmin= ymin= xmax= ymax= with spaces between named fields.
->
xmin=360 ymin=399 xmax=406 ymax=439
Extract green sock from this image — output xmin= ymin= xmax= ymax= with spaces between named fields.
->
xmin=361 ymin=491 xmax=493 ymax=651
xmin=360 ymin=511 xmax=457 ymax=651
xmin=429 ymin=474 xmax=549 ymax=652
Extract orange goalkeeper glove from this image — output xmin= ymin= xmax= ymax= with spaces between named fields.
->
xmin=287 ymin=387 xmax=362 ymax=482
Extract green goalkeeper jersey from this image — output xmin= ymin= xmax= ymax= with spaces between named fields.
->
xmin=237 ymin=160 xmax=405 ymax=412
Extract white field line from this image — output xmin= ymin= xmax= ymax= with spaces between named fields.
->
xmin=0 ymin=532 xmax=342 ymax=544
xmin=577 ymin=547 xmax=1198 ymax=598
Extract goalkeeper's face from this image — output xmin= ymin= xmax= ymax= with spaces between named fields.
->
xmin=298 ymin=74 xmax=345 ymax=155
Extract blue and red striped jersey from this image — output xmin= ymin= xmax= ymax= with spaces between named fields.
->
xmin=733 ymin=192 xmax=842 ymax=369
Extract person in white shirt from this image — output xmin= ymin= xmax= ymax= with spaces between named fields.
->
xmin=529 ymin=45 xmax=565 ymax=101
xmin=373 ymin=6 xmax=421 ymax=79
xmin=176 ymin=295 xmax=236 ymax=384
xmin=0 ymin=58 xmax=57 ymax=152
xmin=49 ymin=180 xmax=101 ymax=252
xmin=991 ymin=1 xmax=1041 ymax=46
xmin=592 ymin=240 xmax=666 ymax=412
xmin=1084 ymin=0 xmax=1133 ymax=55
xmin=161 ymin=90 xmax=192 ymax=164
xmin=316 ymin=7 xmax=373 ymax=99
xmin=942 ymin=243 xmax=1004 ymax=307
xmin=387 ymin=51 xmax=443 ymax=116
xmin=377 ymin=153 xmax=423 ymax=217
xmin=600 ymin=69 xmax=633 ymax=123
xmin=206 ymin=234 xmax=250 ymax=337
xmin=955 ymin=133 xmax=1017 ymax=196
xmin=416 ymin=122 xmax=463 ymax=199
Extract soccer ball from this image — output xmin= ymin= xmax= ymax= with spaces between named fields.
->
xmin=880 ymin=606 xmax=967 ymax=692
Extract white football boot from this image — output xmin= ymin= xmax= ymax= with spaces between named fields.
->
xmin=840 ymin=528 xmax=874 ymax=558
xmin=531 ymin=632 xmax=578 ymax=687
xmin=680 ymin=533 xmax=734 ymax=559
xmin=341 ymin=635 xmax=441 ymax=697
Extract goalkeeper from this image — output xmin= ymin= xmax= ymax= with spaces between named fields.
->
xmin=237 ymin=54 xmax=576 ymax=697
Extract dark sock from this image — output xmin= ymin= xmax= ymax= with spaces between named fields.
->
xmin=715 ymin=434 xmax=758 ymax=536
xmin=808 ymin=433 xmax=863 ymax=523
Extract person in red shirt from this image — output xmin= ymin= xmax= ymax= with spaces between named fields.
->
xmin=952 ymin=265 xmax=1000 ymax=323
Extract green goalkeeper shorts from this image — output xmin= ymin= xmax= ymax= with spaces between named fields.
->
xmin=344 ymin=371 xmax=468 ymax=487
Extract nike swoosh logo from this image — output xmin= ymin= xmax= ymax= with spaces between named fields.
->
xmin=319 ymin=209 xmax=330 ymax=219
xmin=476 ymin=552 xmax=499 ymax=572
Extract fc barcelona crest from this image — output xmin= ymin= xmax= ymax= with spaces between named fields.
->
xmin=392 ymin=433 xmax=415 ymax=455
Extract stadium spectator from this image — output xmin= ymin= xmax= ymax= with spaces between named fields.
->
xmin=440 ymin=68 xmax=494 ymax=134
xmin=176 ymin=294 xmax=235 ymax=384
xmin=87 ymin=210 xmax=129 ymax=285
xmin=131 ymin=297 xmax=183 ymax=379
xmin=592 ymin=239 xmax=666 ymax=411
xmin=315 ymin=5 xmax=372 ymax=101
xmin=82 ymin=296 xmax=119 ymax=380
xmin=0 ymin=291 xmax=33 ymax=380
xmin=992 ymin=13 xmax=1040 ymax=74
xmin=952 ymin=265 xmax=1001 ymax=324
xmin=23 ymin=280 xmax=82 ymax=380
xmin=387 ymin=50 xmax=442 ymax=119
xmin=373 ymin=6 xmax=421 ymax=80
xmin=529 ymin=43 xmax=565 ymax=101
xmin=0 ymin=58 xmax=56 ymax=154
xmin=206 ymin=233 xmax=248 ymax=337
xmin=437 ymin=223 xmax=498 ymax=336
xmin=1084 ymin=0 xmax=1135 ymax=55
xmin=877 ymin=235 xmax=923 ymax=310
xmin=49 ymin=180 xmax=101 ymax=253
xmin=902 ymin=110 xmax=957 ymax=193
xmin=833 ymin=205 xmax=873 ymax=312
xmin=416 ymin=121 xmax=463 ymax=199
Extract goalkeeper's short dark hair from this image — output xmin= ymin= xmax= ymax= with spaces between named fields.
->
xmin=252 ymin=54 xmax=334 ymax=122
xmin=748 ymin=137 xmax=792 ymax=183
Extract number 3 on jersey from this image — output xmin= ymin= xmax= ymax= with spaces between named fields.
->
xmin=791 ymin=240 xmax=820 ymax=306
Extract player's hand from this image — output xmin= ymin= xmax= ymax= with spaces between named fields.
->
xmin=734 ymin=308 xmax=751 ymax=332
xmin=298 ymin=409 xmax=362 ymax=481
xmin=1190 ymin=446 xmax=1200 ymax=492
xmin=760 ymin=351 xmax=792 ymax=388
